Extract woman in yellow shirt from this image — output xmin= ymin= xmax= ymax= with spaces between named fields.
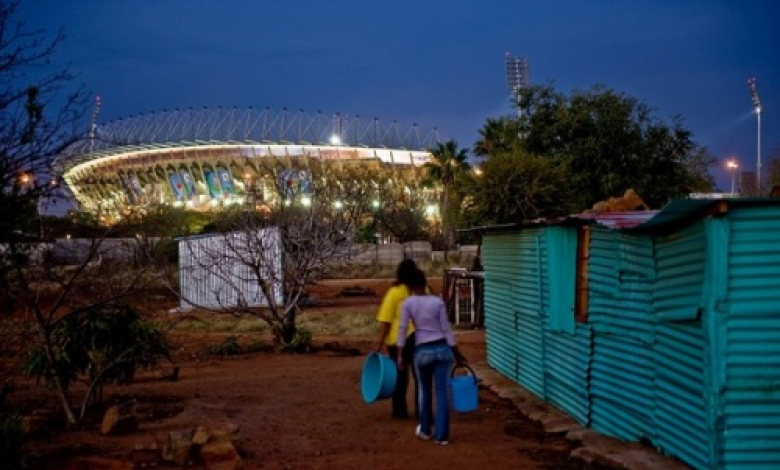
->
xmin=373 ymin=259 xmax=419 ymax=419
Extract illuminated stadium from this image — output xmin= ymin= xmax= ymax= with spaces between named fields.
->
xmin=56 ymin=107 xmax=441 ymax=216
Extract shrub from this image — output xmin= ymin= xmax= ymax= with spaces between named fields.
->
xmin=278 ymin=328 xmax=312 ymax=354
xmin=206 ymin=336 xmax=241 ymax=356
xmin=24 ymin=303 xmax=172 ymax=406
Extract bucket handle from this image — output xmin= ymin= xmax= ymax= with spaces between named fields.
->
xmin=450 ymin=364 xmax=479 ymax=384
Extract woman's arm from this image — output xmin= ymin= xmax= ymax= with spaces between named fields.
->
xmin=373 ymin=322 xmax=391 ymax=353
xmin=437 ymin=298 xmax=467 ymax=365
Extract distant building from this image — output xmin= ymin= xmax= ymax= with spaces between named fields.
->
xmin=740 ymin=171 xmax=757 ymax=196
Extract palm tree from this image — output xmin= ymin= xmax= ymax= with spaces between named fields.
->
xmin=473 ymin=116 xmax=521 ymax=158
xmin=424 ymin=140 xmax=471 ymax=250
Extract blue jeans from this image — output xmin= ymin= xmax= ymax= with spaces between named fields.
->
xmin=413 ymin=340 xmax=455 ymax=442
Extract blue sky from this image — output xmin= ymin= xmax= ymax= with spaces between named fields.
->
xmin=19 ymin=0 xmax=780 ymax=191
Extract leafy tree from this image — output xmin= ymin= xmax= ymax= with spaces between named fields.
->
xmin=464 ymin=151 xmax=576 ymax=225
xmin=371 ymin=179 xmax=432 ymax=243
xmin=424 ymin=140 xmax=471 ymax=249
xmin=517 ymin=84 xmax=715 ymax=209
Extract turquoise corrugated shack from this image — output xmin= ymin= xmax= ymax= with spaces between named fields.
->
xmin=477 ymin=198 xmax=780 ymax=470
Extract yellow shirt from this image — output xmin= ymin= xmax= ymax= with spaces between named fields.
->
xmin=376 ymin=284 xmax=415 ymax=345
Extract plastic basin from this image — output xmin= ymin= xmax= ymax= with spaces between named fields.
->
xmin=361 ymin=352 xmax=397 ymax=404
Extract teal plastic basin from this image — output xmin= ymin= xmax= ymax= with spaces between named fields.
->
xmin=361 ymin=352 xmax=397 ymax=404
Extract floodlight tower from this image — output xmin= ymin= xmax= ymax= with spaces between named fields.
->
xmin=505 ymin=52 xmax=530 ymax=119
xmin=88 ymin=95 xmax=101 ymax=152
xmin=748 ymin=78 xmax=762 ymax=195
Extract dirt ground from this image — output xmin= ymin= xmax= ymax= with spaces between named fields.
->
xmin=15 ymin=278 xmax=615 ymax=470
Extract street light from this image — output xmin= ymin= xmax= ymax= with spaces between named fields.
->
xmin=726 ymin=159 xmax=739 ymax=195
xmin=748 ymin=78 xmax=762 ymax=195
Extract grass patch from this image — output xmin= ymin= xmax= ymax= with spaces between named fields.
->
xmin=172 ymin=310 xmax=378 ymax=338
xmin=299 ymin=311 xmax=377 ymax=336
xmin=171 ymin=314 xmax=267 ymax=333
xmin=206 ymin=335 xmax=274 ymax=356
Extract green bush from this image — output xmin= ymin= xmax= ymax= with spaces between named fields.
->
xmin=206 ymin=336 xmax=242 ymax=356
xmin=24 ymin=303 xmax=172 ymax=404
xmin=278 ymin=328 xmax=312 ymax=354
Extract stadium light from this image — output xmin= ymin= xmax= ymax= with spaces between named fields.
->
xmin=329 ymin=134 xmax=341 ymax=146
xmin=748 ymin=78 xmax=762 ymax=195
xmin=726 ymin=159 xmax=739 ymax=195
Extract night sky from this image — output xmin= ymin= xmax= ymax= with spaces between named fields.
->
xmin=19 ymin=0 xmax=780 ymax=191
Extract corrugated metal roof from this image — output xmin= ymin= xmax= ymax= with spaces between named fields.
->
xmin=460 ymin=198 xmax=780 ymax=234
xmin=574 ymin=211 xmax=659 ymax=229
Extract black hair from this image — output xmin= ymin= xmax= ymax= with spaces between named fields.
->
xmin=395 ymin=258 xmax=418 ymax=286
xmin=407 ymin=268 xmax=427 ymax=289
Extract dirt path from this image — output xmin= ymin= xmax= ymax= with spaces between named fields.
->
xmin=19 ymin=279 xmax=615 ymax=470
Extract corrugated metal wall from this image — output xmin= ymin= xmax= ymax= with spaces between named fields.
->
xmin=482 ymin=233 xmax=522 ymax=380
xmin=179 ymin=229 xmax=283 ymax=309
xmin=589 ymin=228 xmax=657 ymax=441
xmin=719 ymin=207 xmax=780 ymax=469
xmin=544 ymin=323 xmax=592 ymax=425
xmin=544 ymin=226 xmax=591 ymax=425
xmin=481 ymin=203 xmax=780 ymax=470
xmin=653 ymin=221 xmax=710 ymax=470
xmin=515 ymin=229 xmax=547 ymax=396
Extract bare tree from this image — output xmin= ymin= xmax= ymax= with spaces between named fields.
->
xmin=179 ymin=160 xmax=381 ymax=346
xmin=0 ymin=2 xmax=176 ymax=426
xmin=0 ymin=0 xmax=87 ymax=242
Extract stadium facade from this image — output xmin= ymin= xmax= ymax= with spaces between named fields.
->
xmin=57 ymin=107 xmax=440 ymax=217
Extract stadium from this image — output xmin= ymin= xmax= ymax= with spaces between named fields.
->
xmin=56 ymin=107 xmax=441 ymax=218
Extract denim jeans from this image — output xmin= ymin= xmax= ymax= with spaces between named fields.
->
xmin=413 ymin=340 xmax=455 ymax=442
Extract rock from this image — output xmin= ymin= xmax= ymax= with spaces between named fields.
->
xmin=192 ymin=426 xmax=211 ymax=446
xmin=200 ymin=441 xmax=242 ymax=470
xmin=101 ymin=401 xmax=138 ymax=435
xmin=162 ymin=429 xmax=194 ymax=466
xmin=209 ymin=427 xmax=240 ymax=444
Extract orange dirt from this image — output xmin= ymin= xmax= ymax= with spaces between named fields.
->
xmin=14 ymin=278 xmax=614 ymax=470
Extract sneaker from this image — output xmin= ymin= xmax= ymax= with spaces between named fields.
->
xmin=435 ymin=440 xmax=449 ymax=446
xmin=415 ymin=425 xmax=432 ymax=440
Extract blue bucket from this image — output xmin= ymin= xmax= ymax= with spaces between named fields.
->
xmin=361 ymin=352 xmax=398 ymax=404
xmin=450 ymin=365 xmax=479 ymax=413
